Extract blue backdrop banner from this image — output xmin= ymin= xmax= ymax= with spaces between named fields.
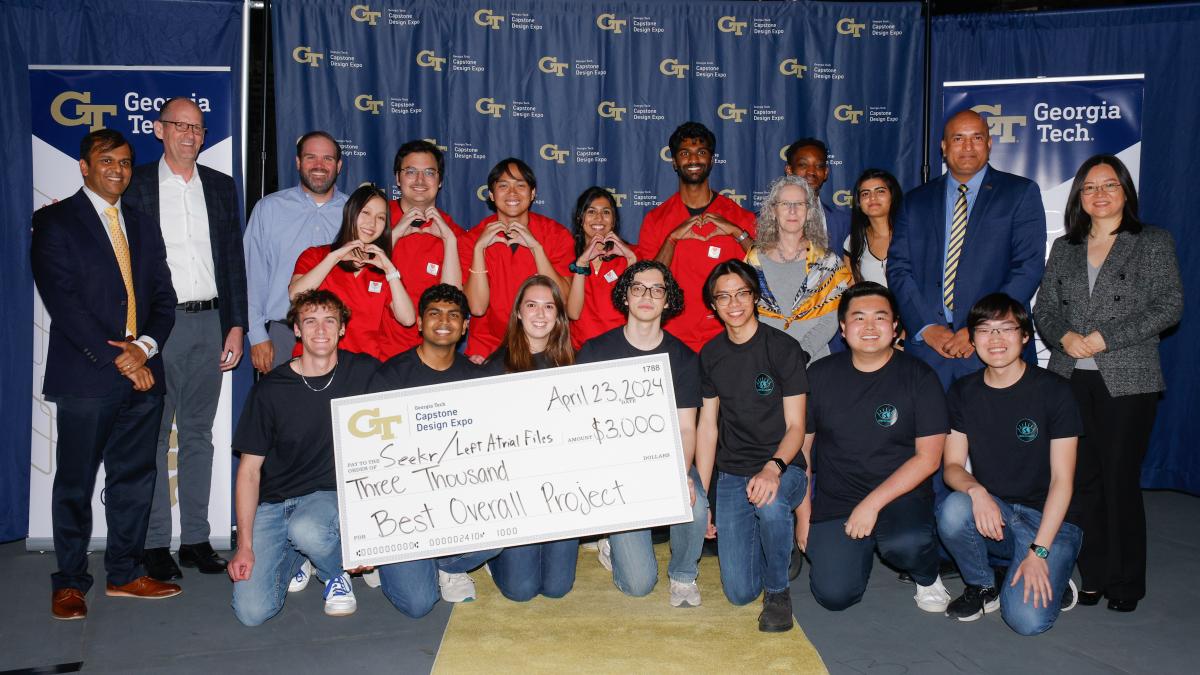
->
xmin=272 ymin=0 xmax=925 ymax=239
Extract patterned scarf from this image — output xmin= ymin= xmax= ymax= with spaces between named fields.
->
xmin=745 ymin=245 xmax=851 ymax=330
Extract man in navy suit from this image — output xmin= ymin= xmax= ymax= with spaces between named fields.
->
xmin=32 ymin=129 xmax=182 ymax=620
xmin=124 ymin=97 xmax=247 ymax=580
xmin=887 ymin=110 xmax=1046 ymax=389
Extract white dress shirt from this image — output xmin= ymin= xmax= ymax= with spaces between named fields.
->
xmin=157 ymin=158 xmax=218 ymax=302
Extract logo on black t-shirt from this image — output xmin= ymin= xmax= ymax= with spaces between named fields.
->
xmin=875 ymin=403 xmax=898 ymax=427
xmin=755 ymin=373 xmax=775 ymax=396
xmin=1016 ymin=418 xmax=1039 ymax=443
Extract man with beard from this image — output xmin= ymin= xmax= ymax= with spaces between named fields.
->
xmin=634 ymin=122 xmax=756 ymax=352
xmin=245 ymin=131 xmax=348 ymax=373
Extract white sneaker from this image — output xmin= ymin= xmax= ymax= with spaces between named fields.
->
xmin=580 ymin=540 xmax=599 ymax=551
xmin=597 ymin=538 xmax=613 ymax=572
xmin=438 ymin=570 xmax=476 ymax=603
xmin=288 ymin=559 xmax=314 ymax=593
xmin=914 ymin=575 xmax=952 ymax=613
xmin=1061 ymin=578 xmax=1079 ymax=612
xmin=669 ymin=578 xmax=701 ymax=608
xmin=362 ymin=569 xmax=381 ymax=588
xmin=323 ymin=573 xmax=356 ymax=617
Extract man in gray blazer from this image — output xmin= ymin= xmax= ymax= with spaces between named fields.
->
xmin=124 ymin=97 xmax=248 ymax=580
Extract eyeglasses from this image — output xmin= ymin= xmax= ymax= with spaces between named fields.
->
xmin=712 ymin=289 xmax=754 ymax=307
xmin=1081 ymin=182 xmax=1122 ymax=197
xmin=973 ymin=325 xmax=1021 ymax=337
xmin=774 ymin=200 xmax=808 ymax=213
xmin=160 ymin=119 xmax=206 ymax=134
xmin=400 ymin=167 xmax=438 ymax=179
xmin=629 ymin=283 xmax=667 ymax=299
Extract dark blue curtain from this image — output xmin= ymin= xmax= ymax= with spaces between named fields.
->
xmin=932 ymin=3 xmax=1200 ymax=494
xmin=0 ymin=0 xmax=244 ymax=542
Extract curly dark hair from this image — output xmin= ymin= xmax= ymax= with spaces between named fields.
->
xmin=286 ymin=288 xmax=351 ymax=330
xmin=571 ymin=186 xmax=622 ymax=257
xmin=668 ymin=121 xmax=716 ymax=156
xmin=611 ymin=260 xmax=685 ymax=321
xmin=418 ymin=283 xmax=469 ymax=317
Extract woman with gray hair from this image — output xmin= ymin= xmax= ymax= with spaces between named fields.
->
xmin=744 ymin=175 xmax=851 ymax=362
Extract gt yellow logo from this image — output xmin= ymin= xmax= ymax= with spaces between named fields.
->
xmin=474 ymin=8 xmax=505 ymax=29
xmin=719 ymin=189 xmax=747 ymax=206
xmin=538 ymin=56 xmax=568 ymax=77
xmin=779 ymin=58 xmax=807 ymax=78
xmin=416 ymin=50 xmax=446 ymax=71
xmin=837 ymin=17 xmax=866 ymax=37
xmin=476 ymin=97 xmax=506 ymax=117
xmin=348 ymin=408 xmax=403 ymax=440
xmin=596 ymin=13 xmax=626 ymax=33
xmin=354 ymin=94 xmax=383 ymax=114
xmin=834 ymin=104 xmax=864 ymax=124
xmin=971 ymin=104 xmax=1027 ymax=144
xmin=50 ymin=91 xmax=117 ymax=131
xmin=539 ymin=144 xmax=570 ymax=164
xmin=717 ymin=16 xmax=747 ymax=35
xmin=350 ymin=4 xmax=381 ymax=25
xmin=833 ymin=190 xmax=853 ymax=207
xmin=423 ymin=137 xmax=448 ymax=152
xmin=660 ymin=146 xmax=673 ymax=162
xmin=292 ymin=46 xmax=324 ymax=67
xmin=604 ymin=188 xmax=627 ymax=207
xmin=717 ymin=103 xmax=747 ymax=123
xmin=597 ymin=101 xmax=627 ymax=121
xmin=779 ymin=145 xmax=790 ymax=161
xmin=659 ymin=58 xmax=689 ymax=79
xmin=477 ymin=184 xmax=490 ymax=202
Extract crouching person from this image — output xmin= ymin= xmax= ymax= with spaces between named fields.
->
xmin=938 ymin=293 xmax=1083 ymax=634
xmin=228 ymin=290 xmax=380 ymax=625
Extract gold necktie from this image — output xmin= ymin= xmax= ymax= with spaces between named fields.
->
xmin=104 ymin=206 xmax=138 ymax=337
xmin=943 ymin=184 xmax=968 ymax=311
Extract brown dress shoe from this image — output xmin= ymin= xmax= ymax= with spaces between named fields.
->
xmin=52 ymin=588 xmax=87 ymax=620
xmin=105 ymin=576 xmax=182 ymax=599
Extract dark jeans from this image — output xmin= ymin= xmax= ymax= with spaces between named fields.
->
xmin=489 ymin=538 xmax=579 ymax=601
xmin=807 ymin=490 xmax=939 ymax=610
xmin=1070 ymin=369 xmax=1158 ymax=601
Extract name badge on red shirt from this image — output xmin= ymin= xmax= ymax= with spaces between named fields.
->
xmin=368 ymin=280 xmax=383 ymax=294
xmin=604 ymin=269 xmax=618 ymax=283
xmin=707 ymin=245 xmax=722 ymax=259
xmin=426 ymin=262 xmax=440 ymax=276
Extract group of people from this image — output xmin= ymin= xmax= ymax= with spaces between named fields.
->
xmin=33 ymin=99 xmax=1182 ymax=642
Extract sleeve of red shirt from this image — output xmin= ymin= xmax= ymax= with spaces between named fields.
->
xmin=542 ymin=220 xmax=576 ymax=276
xmin=292 ymin=246 xmax=327 ymax=277
xmin=634 ymin=208 xmax=669 ymax=261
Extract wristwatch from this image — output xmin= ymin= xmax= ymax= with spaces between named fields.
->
xmin=768 ymin=457 xmax=787 ymax=475
xmin=735 ymin=229 xmax=749 ymax=242
xmin=1029 ymin=543 xmax=1049 ymax=559
xmin=568 ymin=262 xmax=592 ymax=276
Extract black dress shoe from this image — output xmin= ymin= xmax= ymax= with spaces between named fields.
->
xmin=179 ymin=542 xmax=228 ymax=574
xmin=143 ymin=547 xmax=183 ymax=581
xmin=1107 ymin=598 xmax=1138 ymax=612
xmin=788 ymin=542 xmax=805 ymax=582
xmin=1077 ymin=590 xmax=1103 ymax=606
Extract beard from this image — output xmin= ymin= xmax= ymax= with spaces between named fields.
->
xmin=674 ymin=162 xmax=713 ymax=186
xmin=300 ymin=169 xmax=338 ymax=195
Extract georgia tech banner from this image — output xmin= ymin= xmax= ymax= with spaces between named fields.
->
xmin=28 ymin=66 xmax=235 ymax=550
xmin=273 ymin=0 xmax=924 ymax=240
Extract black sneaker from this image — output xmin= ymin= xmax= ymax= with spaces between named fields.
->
xmin=945 ymin=584 xmax=1000 ymax=622
xmin=758 ymin=590 xmax=795 ymax=632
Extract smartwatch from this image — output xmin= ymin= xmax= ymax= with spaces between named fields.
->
xmin=568 ymin=262 xmax=592 ymax=276
xmin=1029 ymin=543 xmax=1049 ymax=559
xmin=769 ymin=457 xmax=787 ymax=475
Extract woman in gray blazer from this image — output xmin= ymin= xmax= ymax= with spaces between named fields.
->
xmin=1034 ymin=155 xmax=1182 ymax=613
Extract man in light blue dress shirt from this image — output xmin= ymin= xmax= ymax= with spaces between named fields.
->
xmin=244 ymin=131 xmax=348 ymax=374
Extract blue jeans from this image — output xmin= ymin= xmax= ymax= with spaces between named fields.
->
xmin=377 ymin=548 xmax=500 ymax=618
xmin=715 ymin=469 xmax=806 ymax=605
xmin=231 ymin=490 xmax=343 ymax=626
xmin=490 ymin=538 xmax=579 ymax=601
xmin=807 ymin=490 xmax=939 ymax=611
xmin=609 ymin=466 xmax=709 ymax=596
xmin=937 ymin=492 xmax=1083 ymax=636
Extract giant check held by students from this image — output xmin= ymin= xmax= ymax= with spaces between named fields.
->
xmin=332 ymin=354 xmax=691 ymax=567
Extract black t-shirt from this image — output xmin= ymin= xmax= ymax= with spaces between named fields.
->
xmin=479 ymin=346 xmax=556 ymax=376
xmin=700 ymin=324 xmax=809 ymax=476
xmin=808 ymin=351 xmax=948 ymax=522
xmin=578 ymin=326 xmax=701 ymax=409
xmin=234 ymin=350 xmax=379 ymax=503
xmin=948 ymin=365 xmax=1083 ymax=522
xmin=370 ymin=347 xmax=481 ymax=392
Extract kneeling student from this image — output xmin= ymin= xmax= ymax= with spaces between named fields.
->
xmin=229 ymin=290 xmax=380 ymax=625
xmin=798 ymin=282 xmax=951 ymax=614
xmin=938 ymin=293 xmax=1082 ymax=635
xmin=578 ymin=261 xmax=708 ymax=607
xmin=696 ymin=260 xmax=808 ymax=632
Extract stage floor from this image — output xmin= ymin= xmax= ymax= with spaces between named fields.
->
xmin=3 ymin=490 xmax=1197 ymax=674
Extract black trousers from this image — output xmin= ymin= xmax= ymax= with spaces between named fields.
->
xmin=1069 ymin=369 xmax=1158 ymax=602
xmin=50 ymin=388 xmax=163 ymax=592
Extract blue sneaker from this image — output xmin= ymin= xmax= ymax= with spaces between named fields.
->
xmin=323 ymin=573 xmax=356 ymax=616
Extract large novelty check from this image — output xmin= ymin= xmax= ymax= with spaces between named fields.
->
xmin=331 ymin=354 xmax=691 ymax=568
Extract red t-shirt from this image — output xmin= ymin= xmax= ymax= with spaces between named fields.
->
xmin=633 ymin=193 xmax=756 ymax=351
xmin=384 ymin=201 xmax=465 ymax=356
xmin=457 ymin=211 xmax=575 ymax=358
xmin=291 ymin=245 xmax=397 ymax=361
xmin=571 ymin=255 xmax=631 ymax=350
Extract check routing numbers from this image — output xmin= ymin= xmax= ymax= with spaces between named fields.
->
xmin=331 ymin=354 xmax=692 ymax=568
